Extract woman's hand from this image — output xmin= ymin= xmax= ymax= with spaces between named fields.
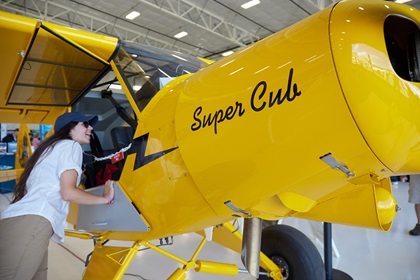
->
xmin=103 ymin=180 xmax=115 ymax=204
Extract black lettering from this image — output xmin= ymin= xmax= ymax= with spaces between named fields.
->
xmin=293 ymin=83 xmax=301 ymax=99
xmin=251 ymin=68 xmax=302 ymax=112
xmin=203 ymin=112 xmax=216 ymax=129
xmin=251 ymin=81 xmax=267 ymax=112
xmin=190 ymin=67 xmax=301 ymax=134
xmin=236 ymin=101 xmax=245 ymax=116
xmin=269 ymin=88 xmax=286 ymax=107
xmin=190 ymin=102 xmax=245 ymax=134
xmin=191 ymin=106 xmax=202 ymax=131
xmin=214 ymin=109 xmax=226 ymax=134
xmin=286 ymin=68 xmax=301 ymax=102
xmin=225 ymin=106 xmax=234 ymax=120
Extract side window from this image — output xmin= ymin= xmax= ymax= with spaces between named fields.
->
xmin=113 ymin=41 xmax=207 ymax=112
xmin=384 ymin=16 xmax=420 ymax=82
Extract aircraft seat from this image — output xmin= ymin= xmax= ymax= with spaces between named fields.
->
xmin=110 ymin=126 xmax=134 ymax=171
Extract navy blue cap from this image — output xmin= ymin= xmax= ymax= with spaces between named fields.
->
xmin=54 ymin=112 xmax=98 ymax=132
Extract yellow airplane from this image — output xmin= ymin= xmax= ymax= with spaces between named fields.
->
xmin=0 ymin=0 xmax=419 ymax=279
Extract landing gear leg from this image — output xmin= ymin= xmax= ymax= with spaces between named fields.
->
xmin=324 ymin=222 xmax=352 ymax=280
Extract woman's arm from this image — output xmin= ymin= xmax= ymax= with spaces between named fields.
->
xmin=60 ymin=169 xmax=114 ymax=204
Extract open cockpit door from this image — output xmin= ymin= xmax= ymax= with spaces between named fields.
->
xmin=0 ymin=11 xmax=120 ymax=124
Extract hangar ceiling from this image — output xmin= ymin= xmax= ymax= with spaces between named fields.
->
xmin=0 ymin=0 xmax=419 ymax=61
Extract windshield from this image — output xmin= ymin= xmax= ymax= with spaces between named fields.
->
xmin=113 ymin=41 xmax=207 ymax=112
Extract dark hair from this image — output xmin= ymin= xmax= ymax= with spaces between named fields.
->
xmin=12 ymin=122 xmax=78 ymax=203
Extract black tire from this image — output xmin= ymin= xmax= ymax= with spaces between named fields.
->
xmin=260 ymin=224 xmax=325 ymax=280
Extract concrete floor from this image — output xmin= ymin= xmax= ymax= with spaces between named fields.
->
xmin=1 ymin=181 xmax=419 ymax=279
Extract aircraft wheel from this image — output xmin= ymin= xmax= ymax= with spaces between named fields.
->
xmin=260 ymin=224 xmax=325 ymax=280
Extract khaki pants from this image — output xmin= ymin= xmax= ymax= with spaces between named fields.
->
xmin=409 ymin=174 xmax=420 ymax=204
xmin=0 ymin=215 xmax=53 ymax=280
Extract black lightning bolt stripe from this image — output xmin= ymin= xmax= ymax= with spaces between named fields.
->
xmin=127 ymin=133 xmax=178 ymax=170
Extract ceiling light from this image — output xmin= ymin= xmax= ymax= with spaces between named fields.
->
xmin=174 ymin=31 xmax=188 ymax=39
xmin=222 ymin=51 xmax=234 ymax=57
xmin=241 ymin=0 xmax=260 ymax=9
xmin=126 ymin=11 xmax=140 ymax=20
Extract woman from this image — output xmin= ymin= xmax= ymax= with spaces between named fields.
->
xmin=0 ymin=112 xmax=115 ymax=280
xmin=32 ymin=132 xmax=40 ymax=149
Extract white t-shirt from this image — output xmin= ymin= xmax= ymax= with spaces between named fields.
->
xmin=1 ymin=139 xmax=83 ymax=243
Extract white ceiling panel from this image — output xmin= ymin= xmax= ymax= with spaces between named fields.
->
xmin=0 ymin=0 xmax=418 ymax=60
